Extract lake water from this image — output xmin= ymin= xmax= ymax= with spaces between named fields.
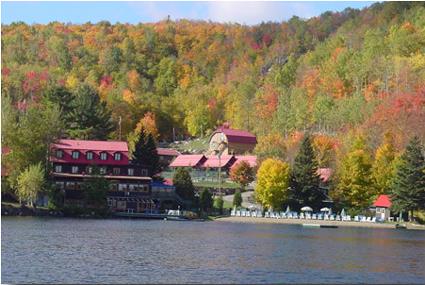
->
xmin=2 ymin=217 xmax=425 ymax=284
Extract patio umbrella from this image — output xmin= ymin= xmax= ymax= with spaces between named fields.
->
xmin=301 ymin=206 xmax=313 ymax=212
xmin=341 ymin=208 xmax=346 ymax=217
xmin=285 ymin=206 xmax=290 ymax=214
xmin=320 ymin=207 xmax=330 ymax=212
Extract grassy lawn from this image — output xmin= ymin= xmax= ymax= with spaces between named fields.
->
xmin=169 ymin=137 xmax=210 ymax=154
xmin=194 ymin=180 xmax=240 ymax=189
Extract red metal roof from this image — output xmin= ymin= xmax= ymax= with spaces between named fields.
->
xmin=232 ymin=155 xmax=257 ymax=168
xmin=214 ymin=127 xmax=257 ymax=144
xmin=157 ymin=148 xmax=180 ymax=157
xmin=169 ymin=155 xmax=206 ymax=168
xmin=317 ymin=168 xmax=332 ymax=182
xmin=52 ymin=139 xmax=128 ymax=152
xmin=373 ymin=194 xmax=392 ymax=208
xmin=202 ymin=155 xmax=235 ymax=168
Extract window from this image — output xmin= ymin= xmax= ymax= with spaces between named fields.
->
xmin=54 ymin=165 xmax=62 ymax=173
xmin=141 ymin=169 xmax=148 ymax=176
xmin=100 ymin=152 xmax=107 ymax=160
xmin=86 ymin=166 xmax=93 ymax=174
xmin=56 ymin=150 xmax=63 ymax=158
xmin=72 ymin=151 xmax=80 ymax=159
xmin=99 ymin=167 xmax=107 ymax=175
xmin=128 ymin=168 xmax=134 ymax=176
xmin=71 ymin=166 xmax=79 ymax=174
xmin=86 ymin=152 xmax=93 ymax=160
xmin=114 ymin=152 xmax=121 ymax=161
xmin=113 ymin=168 xmax=120 ymax=175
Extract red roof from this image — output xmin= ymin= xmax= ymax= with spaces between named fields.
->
xmin=163 ymin=178 xmax=173 ymax=186
xmin=232 ymin=155 xmax=257 ymax=168
xmin=51 ymin=139 xmax=128 ymax=152
xmin=169 ymin=155 xmax=206 ymax=168
xmin=373 ymin=195 xmax=392 ymax=208
xmin=157 ymin=148 xmax=180 ymax=157
xmin=317 ymin=168 xmax=332 ymax=182
xmin=214 ymin=127 xmax=257 ymax=144
xmin=202 ymin=155 xmax=235 ymax=168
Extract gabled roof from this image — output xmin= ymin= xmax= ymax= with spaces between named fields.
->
xmin=233 ymin=155 xmax=257 ymax=168
xmin=202 ymin=155 xmax=235 ymax=168
xmin=317 ymin=168 xmax=332 ymax=182
xmin=169 ymin=154 xmax=206 ymax=167
xmin=51 ymin=139 xmax=128 ymax=152
xmin=157 ymin=148 xmax=180 ymax=157
xmin=373 ymin=194 xmax=392 ymax=208
xmin=214 ymin=127 xmax=257 ymax=144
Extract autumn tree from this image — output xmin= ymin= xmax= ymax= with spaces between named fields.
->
xmin=229 ymin=161 xmax=254 ymax=191
xmin=17 ymin=163 xmax=45 ymax=207
xmin=333 ymin=135 xmax=375 ymax=210
xmin=255 ymin=158 xmax=291 ymax=210
xmin=372 ymin=132 xmax=398 ymax=195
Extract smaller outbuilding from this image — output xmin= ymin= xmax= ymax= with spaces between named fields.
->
xmin=373 ymin=194 xmax=392 ymax=222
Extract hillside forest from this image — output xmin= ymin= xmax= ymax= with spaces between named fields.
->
xmin=1 ymin=2 xmax=425 ymax=213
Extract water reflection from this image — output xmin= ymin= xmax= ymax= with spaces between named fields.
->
xmin=2 ymin=217 xmax=425 ymax=284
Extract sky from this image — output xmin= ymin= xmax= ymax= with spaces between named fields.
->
xmin=1 ymin=1 xmax=375 ymax=26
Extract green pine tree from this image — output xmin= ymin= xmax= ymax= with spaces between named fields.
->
xmin=132 ymin=128 xmax=160 ymax=177
xmin=233 ymin=190 xmax=243 ymax=208
xmin=391 ymin=136 xmax=425 ymax=220
xmin=68 ymin=84 xmax=114 ymax=140
xmin=289 ymin=134 xmax=322 ymax=211
xmin=199 ymin=189 xmax=213 ymax=213
xmin=173 ymin=168 xmax=195 ymax=201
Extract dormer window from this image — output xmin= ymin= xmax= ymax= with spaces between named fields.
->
xmin=56 ymin=150 xmax=63 ymax=158
xmin=114 ymin=152 xmax=121 ymax=161
xmin=100 ymin=152 xmax=107 ymax=160
xmin=72 ymin=151 xmax=80 ymax=159
xmin=86 ymin=152 xmax=93 ymax=160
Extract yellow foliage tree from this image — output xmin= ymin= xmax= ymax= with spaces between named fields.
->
xmin=255 ymin=158 xmax=290 ymax=210
xmin=372 ymin=132 xmax=398 ymax=195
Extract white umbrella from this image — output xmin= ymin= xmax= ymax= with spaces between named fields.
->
xmin=341 ymin=208 xmax=346 ymax=217
xmin=320 ymin=207 xmax=331 ymax=212
xmin=285 ymin=205 xmax=290 ymax=214
xmin=301 ymin=206 xmax=313 ymax=212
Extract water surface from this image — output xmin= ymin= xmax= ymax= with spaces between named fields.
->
xmin=2 ymin=217 xmax=425 ymax=283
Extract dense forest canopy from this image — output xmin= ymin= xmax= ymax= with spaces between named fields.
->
xmin=2 ymin=2 xmax=425 ymax=155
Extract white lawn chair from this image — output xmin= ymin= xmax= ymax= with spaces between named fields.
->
xmin=300 ymin=213 xmax=305 ymax=219
xmin=324 ymin=214 xmax=329 ymax=220
xmin=366 ymin=217 xmax=371 ymax=222
xmin=306 ymin=213 xmax=311 ymax=219
xmin=293 ymin=213 xmax=299 ymax=219
xmin=361 ymin=216 xmax=367 ymax=222
xmin=354 ymin=216 xmax=359 ymax=222
xmin=336 ymin=215 xmax=341 ymax=221
xmin=330 ymin=215 xmax=335 ymax=221
xmin=347 ymin=216 xmax=352 ymax=221
xmin=312 ymin=214 xmax=317 ymax=220
xmin=265 ymin=212 xmax=270 ymax=218
xmin=371 ymin=217 xmax=376 ymax=223
xmin=231 ymin=210 xmax=235 ymax=216
xmin=236 ymin=210 xmax=241 ymax=217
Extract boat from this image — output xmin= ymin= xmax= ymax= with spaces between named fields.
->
xmin=302 ymin=223 xmax=320 ymax=228
xmin=395 ymin=223 xmax=407 ymax=229
xmin=320 ymin=225 xmax=338 ymax=228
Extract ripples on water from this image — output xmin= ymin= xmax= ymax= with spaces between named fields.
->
xmin=2 ymin=217 xmax=425 ymax=284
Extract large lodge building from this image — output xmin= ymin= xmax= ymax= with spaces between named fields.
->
xmin=50 ymin=139 xmax=157 ymax=213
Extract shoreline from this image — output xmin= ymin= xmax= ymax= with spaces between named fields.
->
xmin=215 ymin=216 xmax=425 ymax=230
